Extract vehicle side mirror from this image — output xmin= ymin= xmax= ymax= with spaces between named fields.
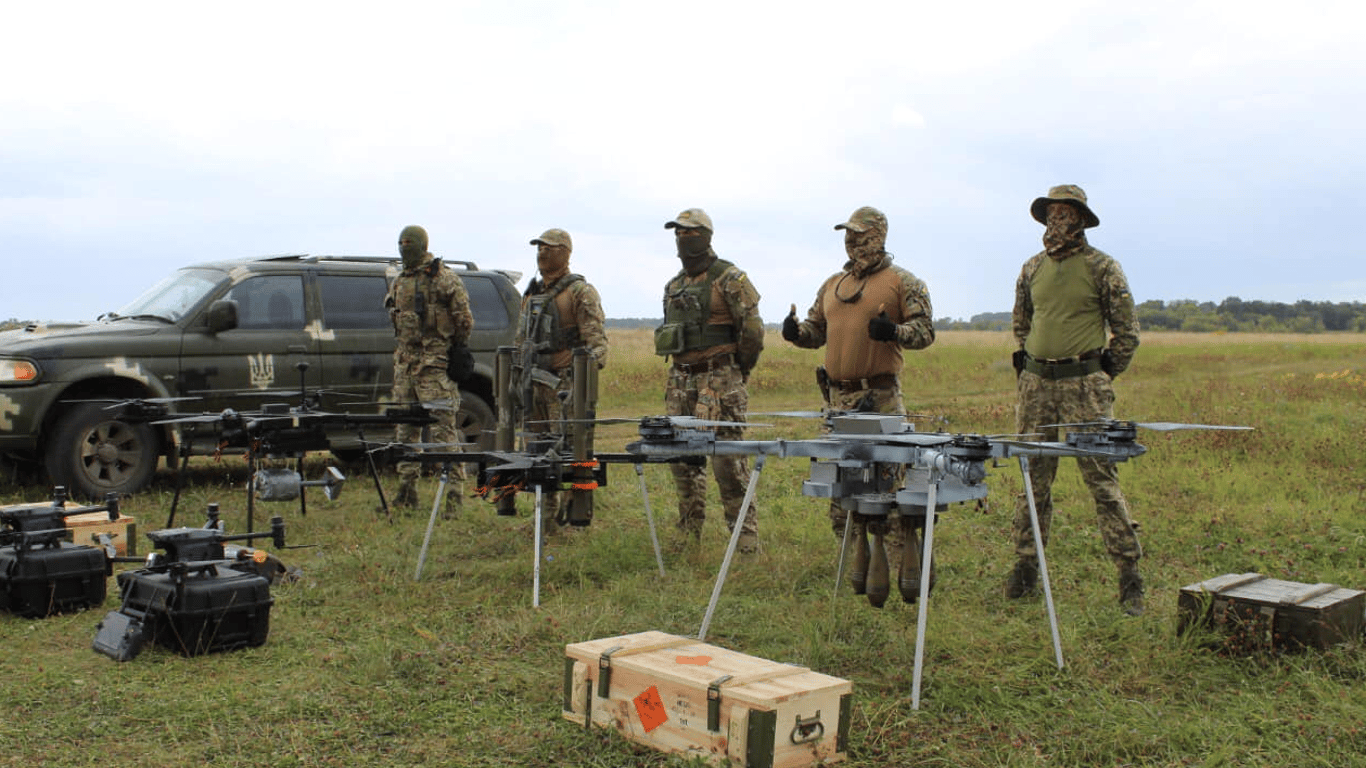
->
xmin=206 ymin=299 xmax=239 ymax=333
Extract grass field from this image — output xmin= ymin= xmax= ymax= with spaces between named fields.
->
xmin=2 ymin=330 xmax=1364 ymax=767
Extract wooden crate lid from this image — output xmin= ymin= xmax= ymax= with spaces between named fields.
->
xmin=566 ymin=630 xmax=851 ymax=705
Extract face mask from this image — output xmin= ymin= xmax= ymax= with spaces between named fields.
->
xmin=400 ymin=243 xmax=426 ymax=270
xmin=1043 ymin=204 xmax=1086 ymax=255
xmin=537 ymin=244 xmax=570 ymax=279
xmin=844 ymin=229 xmax=885 ymax=269
xmin=675 ymin=230 xmax=714 ymax=276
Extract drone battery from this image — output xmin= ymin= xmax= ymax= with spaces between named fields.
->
xmin=0 ymin=542 xmax=108 ymax=618
xmin=564 ymin=630 xmax=852 ymax=768
xmin=116 ymin=564 xmax=273 ymax=655
xmin=1178 ymin=572 xmax=1365 ymax=653
xmin=64 ymin=510 xmax=138 ymax=557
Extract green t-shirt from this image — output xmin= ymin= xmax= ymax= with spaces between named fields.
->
xmin=1023 ymin=253 xmax=1107 ymax=359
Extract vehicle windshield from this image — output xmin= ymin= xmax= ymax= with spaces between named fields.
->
xmin=114 ymin=268 xmax=224 ymax=322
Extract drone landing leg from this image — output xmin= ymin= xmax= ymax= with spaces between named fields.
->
xmin=296 ymin=455 xmax=308 ymax=518
xmin=909 ymin=483 xmax=938 ymax=711
xmin=166 ymin=446 xmax=191 ymax=529
xmin=532 ymin=485 xmax=544 ymax=608
xmin=697 ymin=455 xmax=766 ymax=641
xmin=634 ymin=464 xmax=666 ymax=578
xmin=1018 ymin=456 xmax=1065 ymax=670
xmin=832 ymin=512 xmax=854 ymax=609
xmin=358 ymin=428 xmax=392 ymax=520
xmin=246 ymin=454 xmax=258 ymax=546
xmin=414 ymin=463 xmax=450 ymax=581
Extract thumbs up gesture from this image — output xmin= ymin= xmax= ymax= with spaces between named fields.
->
xmin=781 ymin=303 xmax=801 ymax=342
xmin=867 ymin=303 xmax=897 ymax=341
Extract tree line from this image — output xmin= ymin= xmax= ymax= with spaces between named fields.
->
xmin=933 ymin=298 xmax=1366 ymax=333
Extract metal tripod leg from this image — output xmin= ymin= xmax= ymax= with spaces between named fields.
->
xmin=833 ymin=512 xmax=854 ymax=608
xmin=697 ymin=455 xmax=765 ymax=641
xmin=533 ymin=485 xmax=544 ymax=608
xmin=1019 ymin=456 xmax=1065 ymax=670
xmin=414 ymin=464 xmax=451 ymax=581
xmin=635 ymin=464 xmax=666 ymax=578
xmin=910 ymin=482 xmax=937 ymax=710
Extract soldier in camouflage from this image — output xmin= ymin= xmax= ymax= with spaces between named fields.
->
xmin=782 ymin=206 xmax=936 ymax=603
xmin=515 ymin=227 xmax=609 ymax=534
xmin=385 ymin=225 xmax=474 ymax=513
xmin=1006 ymin=184 xmax=1145 ymax=616
xmin=655 ymin=208 xmax=764 ymax=554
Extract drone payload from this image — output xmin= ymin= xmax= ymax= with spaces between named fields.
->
xmin=93 ymin=503 xmax=287 ymax=661
xmin=0 ymin=487 xmax=120 ymax=618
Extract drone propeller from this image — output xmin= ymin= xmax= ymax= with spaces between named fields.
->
xmin=1042 ymin=419 xmax=1253 ymax=432
xmin=668 ymin=416 xmax=771 ymax=429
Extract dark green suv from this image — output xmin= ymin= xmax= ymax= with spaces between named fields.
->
xmin=0 ymin=255 xmax=522 ymax=499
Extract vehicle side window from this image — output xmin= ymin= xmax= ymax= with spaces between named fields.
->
xmin=225 ymin=275 xmax=306 ymax=330
xmin=318 ymin=274 xmax=390 ymax=329
xmin=463 ymin=276 xmax=510 ymax=330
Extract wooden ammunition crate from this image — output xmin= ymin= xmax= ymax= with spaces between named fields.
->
xmin=1178 ymin=572 xmax=1365 ymax=652
xmin=65 ymin=511 xmax=138 ymax=557
xmin=563 ymin=630 xmax=851 ymax=768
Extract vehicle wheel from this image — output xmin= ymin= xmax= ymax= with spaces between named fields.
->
xmin=457 ymin=391 xmax=496 ymax=451
xmin=44 ymin=402 xmax=159 ymax=499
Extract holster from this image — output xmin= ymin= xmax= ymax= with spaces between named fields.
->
xmin=816 ymin=365 xmax=831 ymax=407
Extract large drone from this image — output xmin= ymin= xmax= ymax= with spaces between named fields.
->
xmin=619 ymin=410 xmax=1252 ymax=709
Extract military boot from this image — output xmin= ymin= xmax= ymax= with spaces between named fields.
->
xmin=1118 ymin=560 xmax=1145 ymax=616
xmin=393 ymin=480 xmax=420 ymax=510
xmin=1004 ymin=556 xmax=1039 ymax=599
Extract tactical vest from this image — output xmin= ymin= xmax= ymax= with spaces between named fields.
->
xmin=654 ymin=259 xmax=738 ymax=356
xmin=390 ymin=258 xmax=446 ymax=341
xmin=1023 ymin=252 xmax=1106 ymax=360
xmin=521 ymin=274 xmax=585 ymax=371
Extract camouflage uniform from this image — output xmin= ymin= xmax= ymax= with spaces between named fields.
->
xmin=515 ymin=228 xmax=609 ymax=532
xmin=1009 ymin=185 xmax=1144 ymax=614
xmin=656 ymin=208 xmax=764 ymax=549
xmin=786 ymin=207 xmax=935 ymax=537
xmin=386 ymin=226 xmax=474 ymax=510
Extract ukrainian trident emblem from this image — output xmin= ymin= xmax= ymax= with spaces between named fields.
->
xmin=248 ymin=353 xmax=275 ymax=390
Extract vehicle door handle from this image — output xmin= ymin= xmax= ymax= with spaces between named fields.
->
xmin=288 ymin=345 xmax=309 ymax=354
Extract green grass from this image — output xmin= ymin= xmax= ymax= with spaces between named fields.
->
xmin=3 ymin=330 xmax=1365 ymax=767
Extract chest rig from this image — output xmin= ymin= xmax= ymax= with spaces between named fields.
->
xmin=521 ymin=274 xmax=585 ymax=372
xmin=654 ymin=259 xmax=737 ymax=356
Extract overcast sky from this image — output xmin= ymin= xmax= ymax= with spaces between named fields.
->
xmin=3 ymin=0 xmax=1363 ymax=324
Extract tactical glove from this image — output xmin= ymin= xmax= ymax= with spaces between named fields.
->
xmin=867 ymin=311 xmax=897 ymax=342
xmin=447 ymin=344 xmax=476 ymax=384
xmin=781 ymin=304 xmax=800 ymax=342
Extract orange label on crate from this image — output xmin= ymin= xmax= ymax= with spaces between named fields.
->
xmin=675 ymin=655 xmax=713 ymax=665
xmin=633 ymin=686 xmax=667 ymax=732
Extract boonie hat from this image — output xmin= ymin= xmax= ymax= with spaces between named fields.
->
xmin=834 ymin=206 xmax=888 ymax=234
xmin=664 ymin=208 xmax=714 ymax=232
xmin=530 ymin=228 xmax=573 ymax=250
xmin=1030 ymin=184 xmax=1100 ymax=228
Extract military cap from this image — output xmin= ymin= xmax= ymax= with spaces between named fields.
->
xmin=834 ymin=206 xmax=888 ymax=234
xmin=1030 ymin=184 xmax=1100 ymax=228
xmin=664 ymin=208 xmax=714 ymax=232
xmin=529 ymin=228 xmax=573 ymax=250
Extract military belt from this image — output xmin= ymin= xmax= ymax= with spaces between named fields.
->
xmin=1023 ymin=349 xmax=1104 ymax=380
xmin=831 ymin=373 xmax=898 ymax=393
xmin=672 ymin=353 xmax=736 ymax=375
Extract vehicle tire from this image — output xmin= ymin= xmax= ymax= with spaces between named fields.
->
xmin=44 ymin=402 xmax=159 ymax=499
xmin=457 ymin=391 xmax=496 ymax=451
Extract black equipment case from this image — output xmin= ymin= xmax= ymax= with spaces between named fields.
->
xmin=0 ymin=541 xmax=107 ymax=618
xmin=113 ymin=562 xmax=273 ymax=655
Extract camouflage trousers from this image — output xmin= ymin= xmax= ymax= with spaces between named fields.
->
xmin=525 ymin=372 xmax=576 ymax=531
xmin=1012 ymin=370 xmax=1142 ymax=564
xmin=393 ymin=364 xmax=465 ymax=489
xmin=825 ymin=383 xmax=908 ymax=549
xmin=665 ymin=362 xmax=758 ymax=536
